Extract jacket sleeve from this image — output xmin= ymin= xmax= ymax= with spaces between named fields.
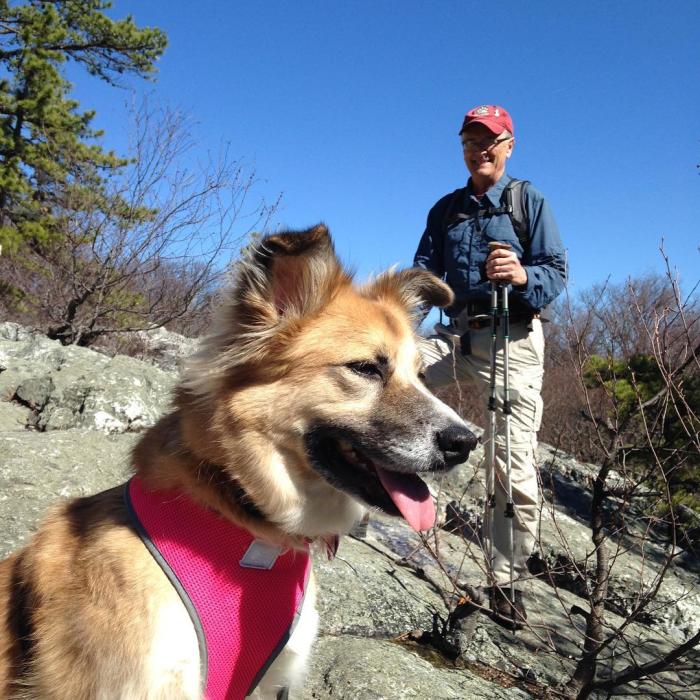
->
xmin=510 ymin=186 xmax=567 ymax=311
xmin=412 ymin=195 xmax=453 ymax=321
xmin=413 ymin=194 xmax=451 ymax=278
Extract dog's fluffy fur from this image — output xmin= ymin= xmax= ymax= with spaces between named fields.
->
xmin=0 ymin=225 xmax=475 ymax=699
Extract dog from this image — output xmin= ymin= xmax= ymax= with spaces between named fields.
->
xmin=0 ymin=225 xmax=476 ymax=699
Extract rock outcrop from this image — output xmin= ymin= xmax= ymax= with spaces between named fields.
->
xmin=1 ymin=324 xmax=697 ymax=698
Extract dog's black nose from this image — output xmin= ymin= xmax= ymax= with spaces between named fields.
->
xmin=437 ymin=425 xmax=478 ymax=464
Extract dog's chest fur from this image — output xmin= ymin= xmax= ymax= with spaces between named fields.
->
xmin=132 ymin=587 xmax=319 ymax=700
xmin=136 ymin=596 xmax=202 ymax=699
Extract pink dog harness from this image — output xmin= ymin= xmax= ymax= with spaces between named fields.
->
xmin=125 ymin=476 xmax=311 ymax=700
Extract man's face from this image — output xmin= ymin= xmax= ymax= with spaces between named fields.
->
xmin=460 ymin=123 xmax=514 ymax=188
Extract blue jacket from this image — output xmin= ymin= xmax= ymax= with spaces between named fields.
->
xmin=414 ymin=173 xmax=566 ymax=316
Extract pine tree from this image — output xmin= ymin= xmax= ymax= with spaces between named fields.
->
xmin=0 ymin=0 xmax=167 ymax=249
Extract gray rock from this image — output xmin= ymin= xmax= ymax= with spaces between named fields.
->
xmin=300 ymin=637 xmax=530 ymax=699
xmin=132 ymin=326 xmax=200 ymax=371
xmin=0 ymin=401 xmax=30 ymax=431
xmin=0 ymin=429 xmax=137 ymax=556
xmin=315 ymin=530 xmax=445 ymax=638
xmin=0 ymin=322 xmax=35 ymax=342
xmin=15 ymin=375 xmax=54 ymax=410
xmin=0 ymin=334 xmax=176 ymax=433
xmin=431 ymin=444 xmax=700 ymax=646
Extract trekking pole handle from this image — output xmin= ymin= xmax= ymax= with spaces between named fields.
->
xmin=488 ymin=242 xmax=512 ymax=288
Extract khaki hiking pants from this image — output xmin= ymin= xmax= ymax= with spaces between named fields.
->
xmin=421 ymin=315 xmax=544 ymax=588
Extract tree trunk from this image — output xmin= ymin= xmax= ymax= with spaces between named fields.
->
xmin=566 ymin=460 xmax=612 ymax=698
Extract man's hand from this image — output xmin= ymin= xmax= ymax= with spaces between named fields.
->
xmin=486 ymin=247 xmax=528 ymax=286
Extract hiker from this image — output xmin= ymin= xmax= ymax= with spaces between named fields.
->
xmin=414 ymin=104 xmax=566 ymax=626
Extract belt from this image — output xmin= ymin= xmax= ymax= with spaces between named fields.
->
xmin=451 ymin=311 xmax=540 ymax=331
xmin=463 ymin=301 xmax=494 ymax=316
xmin=459 ymin=300 xmax=539 ymax=317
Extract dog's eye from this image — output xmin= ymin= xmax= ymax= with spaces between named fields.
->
xmin=346 ymin=361 xmax=383 ymax=380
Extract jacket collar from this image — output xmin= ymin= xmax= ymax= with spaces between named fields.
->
xmin=466 ymin=172 xmax=512 ymax=207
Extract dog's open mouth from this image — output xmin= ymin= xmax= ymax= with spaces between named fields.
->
xmin=338 ymin=439 xmax=436 ymax=531
xmin=306 ymin=430 xmax=437 ymax=532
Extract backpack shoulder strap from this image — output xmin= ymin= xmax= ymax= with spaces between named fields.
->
xmin=501 ymin=178 xmax=531 ymax=252
xmin=440 ymin=180 xmax=531 ymax=252
xmin=441 ymin=187 xmax=469 ymax=232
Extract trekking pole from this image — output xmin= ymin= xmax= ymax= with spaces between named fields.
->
xmin=487 ymin=242 xmax=516 ymax=627
xmin=486 ymin=273 xmax=498 ymax=593
xmin=501 ymin=267 xmax=516 ymax=625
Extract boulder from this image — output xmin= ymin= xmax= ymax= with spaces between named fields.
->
xmin=0 ymin=333 xmax=175 ymax=433
xmin=301 ymin=636 xmax=531 ymax=699
xmin=0 ymin=429 xmax=136 ymax=555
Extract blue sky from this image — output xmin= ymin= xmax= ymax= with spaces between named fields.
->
xmin=71 ymin=1 xmax=699 ymax=296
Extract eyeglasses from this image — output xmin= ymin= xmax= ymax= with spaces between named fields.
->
xmin=461 ymin=135 xmax=512 ymax=152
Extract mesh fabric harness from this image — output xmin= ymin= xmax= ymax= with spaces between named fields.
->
xmin=125 ymin=476 xmax=311 ymax=700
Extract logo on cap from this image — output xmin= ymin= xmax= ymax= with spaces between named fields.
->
xmin=459 ymin=104 xmax=513 ymax=136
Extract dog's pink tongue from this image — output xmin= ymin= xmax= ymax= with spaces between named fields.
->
xmin=375 ymin=467 xmax=435 ymax=532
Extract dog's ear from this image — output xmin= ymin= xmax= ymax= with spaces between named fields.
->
xmin=184 ymin=225 xmax=352 ymax=396
xmin=364 ymin=268 xmax=454 ymax=319
xmin=237 ymin=224 xmax=351 ymax=327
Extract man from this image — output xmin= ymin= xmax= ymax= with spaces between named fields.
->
xmin=414 ymin=104 xmax=566 ymax=627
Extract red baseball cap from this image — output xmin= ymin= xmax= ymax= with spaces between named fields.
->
xmin=459 ymin=105 xmax=514 ymax=135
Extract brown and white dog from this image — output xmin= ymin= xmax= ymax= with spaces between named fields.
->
xmin=0 ymin=226 xmax=476 ymax=699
